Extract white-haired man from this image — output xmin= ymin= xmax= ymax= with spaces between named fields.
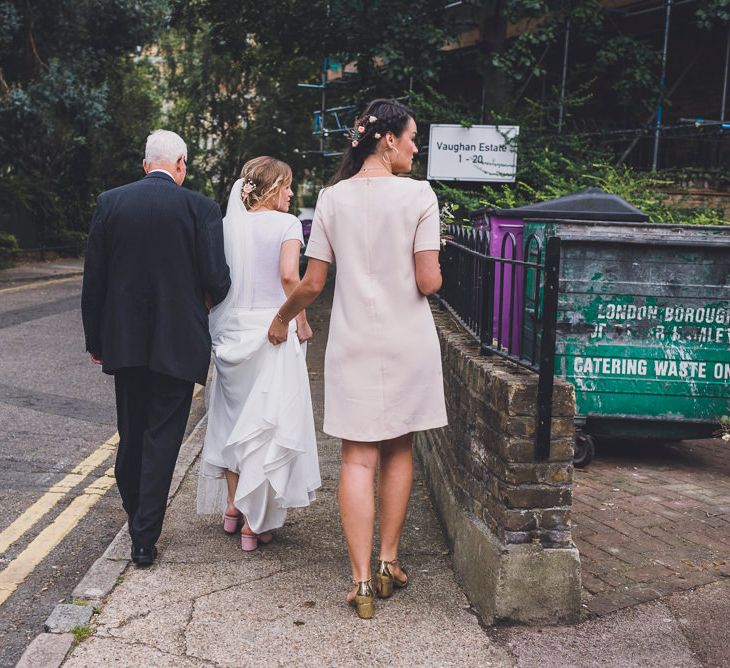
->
xmin=82 ymin=130 xmax=230 ymax=566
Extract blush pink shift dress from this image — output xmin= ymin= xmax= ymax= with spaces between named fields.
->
xmin=304 ymin=176 xmax=448 ymax=442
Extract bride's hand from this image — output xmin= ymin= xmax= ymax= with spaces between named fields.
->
xmin=296 ymin=319 xmax=313 ymax=343
xmin=268 ymin=317 xmax=288 ymax=345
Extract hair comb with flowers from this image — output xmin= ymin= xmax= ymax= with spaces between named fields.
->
xmin=347 ymin=115 xmax=379 ymax=147
xmin=241 ymin=178 xmax=257 ymax=196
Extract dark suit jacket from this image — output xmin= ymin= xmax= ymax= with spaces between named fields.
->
xmin=81 ymin=172 xmax=231 ymax=385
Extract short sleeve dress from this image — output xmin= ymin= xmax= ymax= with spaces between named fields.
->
xmin=305 ymin=176 xmax=447 ymax=442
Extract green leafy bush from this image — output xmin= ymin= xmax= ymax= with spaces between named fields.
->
xmin=408 ymin=61 xmax=728 ymax=228
xmin=432 ymin=162 xmax=726 ymax=226
xmin=0 ymin=233 xmax=18 ymax=269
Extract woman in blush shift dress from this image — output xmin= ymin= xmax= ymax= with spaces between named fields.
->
xmin=268 ymin=99 xmax=447 ymax=619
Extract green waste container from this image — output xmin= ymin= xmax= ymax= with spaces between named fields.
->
xmin=498 ymin=188 xmax=730 ymax=466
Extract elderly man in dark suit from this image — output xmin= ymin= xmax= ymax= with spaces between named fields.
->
xmin=82 ymin=129 xmax=230 ymax=566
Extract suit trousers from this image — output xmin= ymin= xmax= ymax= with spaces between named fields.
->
xmin=114 ymin=368 xmax=194 ymax=548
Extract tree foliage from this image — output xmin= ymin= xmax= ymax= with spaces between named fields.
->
xmin=481 ymin=0 xmax=729 ymax=129
xmin=695 ymin=0 xmax=730 ymax=29
xmin=162 ymin=0 xmax=450 ymax=202
xmin=1 ymin=0 xmax=726 ymax=248
xmin=409 ymin=84 xmax=725 ymax=226
xmin=0 ymin=1 xmax=166 ymax=248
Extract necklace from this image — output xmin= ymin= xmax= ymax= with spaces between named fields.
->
xmin=358 ymin=165 xmax=392 ymax=176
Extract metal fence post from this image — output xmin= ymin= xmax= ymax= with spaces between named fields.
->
xmin=534 ymin=236 xmax=561 ymax=460
xmin=481 ymin=254 xmax=495 ymax=351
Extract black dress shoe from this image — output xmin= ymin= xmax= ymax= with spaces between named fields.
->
xmin=131 ymin=545 xmax=158 ymax=567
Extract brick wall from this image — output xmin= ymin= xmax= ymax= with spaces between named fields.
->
xmin=661 ymin=176 xmax=730 ymax=218
xmin=416 ymin=303 xmax=581 ymax=624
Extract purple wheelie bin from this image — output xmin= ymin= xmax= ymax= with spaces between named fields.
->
xmin=469 ymin=208 xmax=525 ymax=354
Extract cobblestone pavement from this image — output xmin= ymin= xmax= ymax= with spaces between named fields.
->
xmin=573 ymin=438 xmax=730 ymax=616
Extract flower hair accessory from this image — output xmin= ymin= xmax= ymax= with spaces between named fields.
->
xmin=241 ymin=178 xmax=257 ymax=196
xmin=347 ymin=114 xmax=379 ymax=148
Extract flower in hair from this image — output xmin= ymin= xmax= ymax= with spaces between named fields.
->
xmin=347 ymin=113 xmax=379 ymax=148
xmin=241 ymin=178 xmax=257 ymax=195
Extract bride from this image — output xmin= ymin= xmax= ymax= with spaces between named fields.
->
xmin=197 ymin=156 xmax=320 ymax=550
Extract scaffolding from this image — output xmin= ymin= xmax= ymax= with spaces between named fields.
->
xmin=297 ymin=56 xmax=355 ymax=157
xmin=555 ymin=0 xmax=730 ymax=169
xmin=298 ymin=2 xmax=728 ymax=169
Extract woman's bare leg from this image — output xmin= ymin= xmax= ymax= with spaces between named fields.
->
xmin=377 ymin=433 xmax=413 ymax=580
xmin=224 ymin=469 xmax=240 ymax=517
xmin=339 ymin=439 xmax=379 ymax=598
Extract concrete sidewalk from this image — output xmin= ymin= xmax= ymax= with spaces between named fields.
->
xmin=0 ymin=257 xmax=84 ymax=287
xmin=59 ymin=283 xmax=511 ymax=668
xmin=22 ymin=275 xmax=725 ymax=667
xmin=62 ymin=423 xmax=511 ymax=668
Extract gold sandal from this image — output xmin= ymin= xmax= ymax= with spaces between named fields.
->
xmin=375 ymin=559 xmax=409 ymax=599
xmin=348 ymin=579 xmax=375 ymax=619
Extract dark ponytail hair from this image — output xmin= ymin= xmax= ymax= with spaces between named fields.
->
xmin=328 ymin=98 xmax=414 ymax=186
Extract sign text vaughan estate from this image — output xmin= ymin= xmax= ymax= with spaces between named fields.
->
xmin=427 ymin=125 xmax=519 ymax=183
xmin=434 ymin=141 xmax=510 ymax=154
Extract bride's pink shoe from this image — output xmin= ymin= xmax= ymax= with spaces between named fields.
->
xmin=223 ymin=514 xmax=242 ymax=535
xmin=240 ymin=521 xmax=273 ymax=551
xmin=241 ymin=533 xmax=258 ymax=551
xmin=241 ymin=520 xmax=258 ymax=551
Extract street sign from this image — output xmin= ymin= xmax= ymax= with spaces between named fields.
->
xmin=427 ymin=124 xmax=519 ymax=183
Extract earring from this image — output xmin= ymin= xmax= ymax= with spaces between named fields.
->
xmin=381 ymin=147 xmax=398 ymax=167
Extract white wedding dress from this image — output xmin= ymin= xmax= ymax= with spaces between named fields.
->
xmin=196 ymin=179 xmax=320 ymax=533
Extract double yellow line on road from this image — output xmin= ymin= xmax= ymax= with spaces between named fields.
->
xmin=0 ymin=434 xmax=118 ymax=555
xmin=0 ymin=273 xmax=114 ymax=605
xmin=0 ymin=434 xmax=118 ymax=606
xmin=0 ymin=385 xmax=203 ymax=607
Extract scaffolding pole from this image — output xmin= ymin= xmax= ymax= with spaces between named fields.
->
xmin=558 ymin=17 xmax=571 ymax=133
xmin=320 ymin=57 xmax=327 ymax=153
xmin=722 ymin=23 xmax=730 ymax=123
xmin=652 ymin=0 xmax=672 ymax=171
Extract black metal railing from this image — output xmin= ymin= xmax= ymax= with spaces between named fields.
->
xmin=438 ymin=223 xmax=561 ymax=460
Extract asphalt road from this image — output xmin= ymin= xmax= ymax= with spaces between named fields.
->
xmin=0 ymin=270 xmax=327 ymax=666
xmin=0 ymin=277 xmax=123 ymax=667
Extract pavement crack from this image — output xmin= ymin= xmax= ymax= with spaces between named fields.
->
xmin=190 ymin=566 xmax=289 ymax=603
xmin=107 ymin=608 xmax=153 ymax=631
xmin=183 ymin=598 xmax=195 ymax=657
xmin=182 ymin=566 xmax=291 ymax=659
xmin=105 ymin=636 xmax=220 ymax=666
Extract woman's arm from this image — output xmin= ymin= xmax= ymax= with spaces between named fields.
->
xmin=269 ymin=258 xmax=329 ymax=344
xmin=279 ymin=239 xmax=303 ymax=295
xmin=280 ymin=239 xmax=312 ymax=342
xmin=414 ymin=250 xmax=442 ymax=296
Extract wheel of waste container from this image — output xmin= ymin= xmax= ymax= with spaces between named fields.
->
xmin=573 ymin=432 xmax=595 ymax=468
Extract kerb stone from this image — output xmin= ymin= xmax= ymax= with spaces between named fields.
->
xmin=44 ymin=603 xmax=94 ymax=633
xmin=16 ymin=633 xmax=74 ymax=668
xmin=72 ymin=555 xmax=128 ymax=601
